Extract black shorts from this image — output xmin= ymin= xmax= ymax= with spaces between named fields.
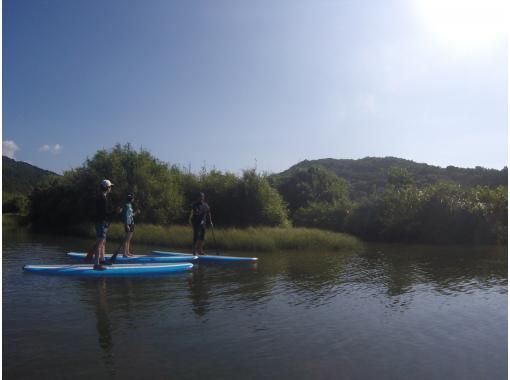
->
xmin=125 ymin=224 xmax=135 ymax=233
xmin=193 ymin=224 xmax=206 ymax=242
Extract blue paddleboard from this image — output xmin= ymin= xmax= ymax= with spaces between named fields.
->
xmin=23 ymin=263 xmax=193 ymax=277
xmin=151 ymin=250 xmax=258 ymax=264
xmin=67 ymin=251 xmax=198 ymax=263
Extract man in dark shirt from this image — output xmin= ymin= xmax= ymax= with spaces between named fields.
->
xmin=92 ymin=179 xmax=115 ymax=270
xmin=189 ymin=192 xmax=213 ymax=255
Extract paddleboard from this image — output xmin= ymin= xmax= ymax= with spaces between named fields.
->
xmin=151 ymin=250 xmax=258 ymax=263
xmin=23 ymin=263 xmax=193 ymax=277
xmin=67 ymin=252 xmax=198 ymax=263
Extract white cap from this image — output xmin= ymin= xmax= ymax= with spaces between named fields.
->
xmin=100 ymin=179 xmax=114 ymax=188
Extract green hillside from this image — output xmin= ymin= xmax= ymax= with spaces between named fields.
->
xmin=273 ymin=157 xmax=508 ymax=199
xmin=3 ymin=148 xmax=507 ymax=244
xmin=2 ymin=156 xmax=58 ymax=195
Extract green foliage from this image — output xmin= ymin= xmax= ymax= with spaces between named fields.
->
xmin=237 ymin=170 xmax=290 ymax=227
xmin=272 ymin=166 xmax=350 ymax=231
xmin=417 ymin=183 xmax=507 ymax=244
xmin=56 ymin=222 xmax=360 ymax=252
xmin=346 ymin=181 xmax=508 ymax=244
xmin=273 ymin=157 xmax=507 ymax=200
xmin=22 ymin=145 xmax=508 ymax=244
xmin=179 ymin=169 xmax=240 ymax=225
xmin=2 ymin=193 xmax=29 ymax=214
xmin=387 ymin=166 xmax=414 ymax=188
xmin=180 ymin=169 xmax=289 ymax=227
xmin=273 ymin=166 xmax=349 ymax=213
xmin=29 ymin=145 xmax=289 ymax=230
xmin=293 ymin=201 xmax=349 ymax=231
xmin=84 ymin=144 xmax=185 ymax=224
xmin=2 ymin=156 xmax=58 ymax=195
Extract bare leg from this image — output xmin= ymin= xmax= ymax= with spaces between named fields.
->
xmin=127 ymin=232 xmax=134 ymax=255
xmin=99 ymin=240 xmax=106 ymax=262
xmin=123 ymin=232 xmax=133 ymax=257
xmin=123 ymin=233 xmax=129 ymax=257
xmin=197 ymin=240 xmax=204 ymax=255
xmin=94 ymin=239 xmax=105 ymax=265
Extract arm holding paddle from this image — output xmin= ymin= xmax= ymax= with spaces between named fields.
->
xmin=110 ymin=193 xmax=139 ymax=263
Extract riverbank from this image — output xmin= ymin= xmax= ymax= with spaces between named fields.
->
xmin=2 ymin=214 xmax=361 ymax=252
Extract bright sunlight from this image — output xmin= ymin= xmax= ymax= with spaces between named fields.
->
xmin=414 ymin=0 xmax=507 ymax=52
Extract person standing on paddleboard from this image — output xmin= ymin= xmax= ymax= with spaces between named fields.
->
xmin=189 ymin=192 xmax=213 ymax=255
xmin=121 ymin=193 xmax=140 ymax=258
xmin=92 ymin=179 xmax=116 ymax=270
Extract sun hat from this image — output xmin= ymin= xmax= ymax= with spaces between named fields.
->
xmin=100 ymin=179 xmax=114 ymax=189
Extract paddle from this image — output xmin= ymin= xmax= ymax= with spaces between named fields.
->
xmin=84 ymin=244 xmax=95 ymax=261
xmin=107 ymin=240 xmax=125 ymax=265
xmin=210 ymin=222 xmax=220 ymax=256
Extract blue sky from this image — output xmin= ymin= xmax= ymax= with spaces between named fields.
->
xmin=3 ymin=0 xmax=508 ymax=174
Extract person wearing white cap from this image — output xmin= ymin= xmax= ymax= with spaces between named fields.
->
xmin=92 ymin=179 xmax=115 ymax=270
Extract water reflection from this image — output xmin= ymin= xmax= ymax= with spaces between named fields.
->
xmin=187 ymin=263 xmax=262 ymax=316
xmin=94 ymin=279 xmax=114 ymax=359
xmin=3 ymin=231 xmax=507 ymax=380
xmin=188 ymin=265 xmax=210 ymax=317
xmin=356 ymin=244 xmax=508 ymax=297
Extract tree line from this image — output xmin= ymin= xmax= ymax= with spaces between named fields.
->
xmin=25 ymin=144 xmax=508 ymax=244
xmin=281 ymin=157 xmax=507 ymax=200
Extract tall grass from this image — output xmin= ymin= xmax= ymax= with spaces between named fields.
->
xmin=62 ymin=223 xmax=361 ymax=252
xmin=2 ymin=214 xmax=29 ymax=229
xmin=3 ymin=215 xmax=361 ymax=252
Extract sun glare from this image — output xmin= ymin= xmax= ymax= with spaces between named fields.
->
xmin=415 ymin=0 xmax=508 ymax=51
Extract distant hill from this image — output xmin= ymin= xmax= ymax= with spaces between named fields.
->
xmin=2 ymin=156 xmax=59 ymax=195
xmin=273 ymin=157 xmax=508 ymax=199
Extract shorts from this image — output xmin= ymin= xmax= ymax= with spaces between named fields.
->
xmin=125 ymin=224 xmax=135 ymax=233
xmin=193 ymin=224 xmax=206 ymax=243
xmin=95 ymin=222 xmax=108 ymax=239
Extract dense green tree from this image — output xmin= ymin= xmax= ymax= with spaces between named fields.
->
xmin=272 ymin=166 xmax=350 ymax=213
xmin=417 ymin=183 xmax=507 ymax=244
xmin=2 ymin=156 xmax=58 ymax=195
xmin=20 ymin=145 xmax=509 ymax=244
xmin=29 ymin=145 xmax=289 ymax=230
xmin=387 ymin=166 xmax=414 ymax=188
xmin=293 ymin=201 xmax=349 ymax=231
xmin=179 ymin=169 xmax=239 ymax=225
xmin=2 ymin=194 xmax=29 ymax=214
xmin=272 ymin=157 xmax=507 ymax=200
xmin=236 ymin=169 xmax=290 ymax=227
xmin=179 ymin=169 xmax=289 ymax=227
xmin=345 ymin=180 xmax=508 ymax=244
xmin=30 ymin=144 xmax=185 ymax=228
xmin=271 ymin=166 xmax=350 ymax=231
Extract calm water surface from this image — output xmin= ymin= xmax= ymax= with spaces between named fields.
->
xmin=2 ymin=230 xmax=507 ymax=379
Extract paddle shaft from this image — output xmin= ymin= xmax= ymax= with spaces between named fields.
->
xmin=210 ymin=223 xmax=220 ymax=255
xmin=108 ymin=240 xmax=125 ymax=264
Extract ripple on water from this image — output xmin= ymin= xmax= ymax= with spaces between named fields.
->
xmin=3 ymin=236 xmax=507 ymax=380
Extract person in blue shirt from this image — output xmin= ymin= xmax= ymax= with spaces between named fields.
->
xmin=121 ymin=193 xmax=140 ymax=257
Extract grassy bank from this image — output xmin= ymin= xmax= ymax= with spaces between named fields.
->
xmin=2 ymin=214 xmax=30 ymax=230
xmin=69 ymin=223 xmax=361 ymax=252
xmin=3 ymin=215 xmax=361 ymax=252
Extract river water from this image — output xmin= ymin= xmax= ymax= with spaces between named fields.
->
xmin=2 ymin=230 xmax=507 ymax=379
